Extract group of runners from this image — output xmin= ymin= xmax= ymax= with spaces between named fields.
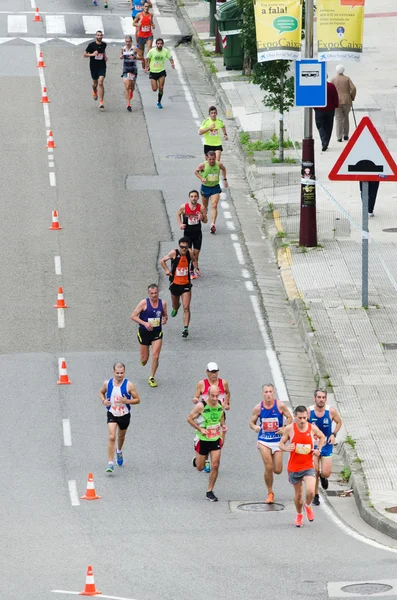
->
xmin=85 ymin=1 xmax=174 ymax=111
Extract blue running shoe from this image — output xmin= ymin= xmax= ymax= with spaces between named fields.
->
xmin=157 ymin=102 xmax=163 ymax=109
xmin=204 ymin=460 xmax=211 ymax=473
xmin=106 ymin=462 xmax=114 ymax=473
xmin=116 ymin=451 xmax=123 ymax=467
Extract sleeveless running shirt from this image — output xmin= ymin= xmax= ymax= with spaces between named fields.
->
xmin=184 ymin=203 xmax=202 ymax=233
xmin=122 ymin=45 xmax=138 ymax=74
xmin=139 ymin=298 xmax=163 ymax=333
xmin=288 ymin=423 xmax=315 ymax=473
xmin=257 ymin=400 xmax=283 ymax=444
xmin=197 ymin=401 xmax=223 ymax=441
xmin=106 ymin=378 xmax=132 ymax=417
xmin=173 ymin=254 xmax=189 ymax=285
xmin=201 ymin=161 xmax=220 ymax=187
xmin=308 ymin=405 xmax=333 ymax=451
xmin=202 ymin=378 xmax=226 ymax=405
xmin=139 ymin=13 xmax=153 ymax=38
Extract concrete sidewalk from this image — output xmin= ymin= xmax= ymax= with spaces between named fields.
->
xmin=179 ymin=0 xmax=397 ymax=538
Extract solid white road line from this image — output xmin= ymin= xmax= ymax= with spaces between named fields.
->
xmin=58 ymin=357 xmax=65 ymax=372
xmin=67 ymin=481 xmax=80 ymax=506
xmin=8 ymin=15 xmax=27 ymax=33
xmin=62 ymin=419 xmax=72 ymax=446
xmin=156 ymin=17 xmax=181 ymax=36
xmin=57 ymin=309 xmax=65 ymax=329
xmin=49 ymin=172 xmax=56 ymax=187
xmin=83 ymin=15 xmax=104 ymax=34
xmin=54 ymin=256 xmax=62 ymax=275
xmin=45 ymin=15 xmax=66 ymax=34
xmin=52 ymin=592 xmax=140 ymax=600
xmin=233 ymin=242 xmax=244 ymax=265
xmin=173 ymin=55 xmax=199 ymax=120
xmin=120 ymin=17 xmax=134 ymax=36
xmin=31 ymin=0 xmax=36 ymax=8
xmin=43 ymin=105 xmax=51 ymax=128
xmin=250 ymin=294 xmax=290 ymax=402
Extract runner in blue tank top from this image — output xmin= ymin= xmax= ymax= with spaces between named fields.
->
xmin=131 ymin=283 xmax=168 ymax=388
xmin=249 ymin=383 xmax=292 ymax=504
xmin=308 ymin=388 xmax=342 ymax=505
xmin=99 ymin=362 xmax=140 ymax=473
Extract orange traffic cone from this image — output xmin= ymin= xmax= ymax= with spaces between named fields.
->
xmin=54 ymin=287 xmax=68 ymax=308
xmin=40 ymin=87 xmax=50 ymax=103
xmin=46 ymin=131 xmax=56 ymax=148
xmin=81 ymin=473 xmax=101 ymax=501
xmin=48 ymin=210 xmax=62 ymax=230
xmin=33 ymin=7 xmax=42 ymax=22
xmin=57 ymin=360 xmax=72 ymax=385
xmin=37 ymin=52 xmax=46 ymax=68
xmin=79 ymin=565 xmax=102 ymax=596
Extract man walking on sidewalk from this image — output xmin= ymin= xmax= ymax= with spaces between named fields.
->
xmin=332 ymin=65 xmax=357 ymax=142
xmin=314 ymin=78 xmax=339 ymax=151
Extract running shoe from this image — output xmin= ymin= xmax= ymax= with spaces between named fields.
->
xmin=171 ymin=307 xmax=179 ymax=317
xmin=320 ymin=476 xmax=329 ymax=490
xmin=312 ymin=493 xmax=320 ymax=506
xmin=116 ymin=451 xmax=123 ymax=467
xmin=182 ymin=328 xmax=189 ymax=338
xmin=148 ymin=376 xmax=157 ymax=388
xmin=157 ymin=102 xmax=163 ymax=109
xmin=204 ymin=460 xmax=211 ymax=473
xmin=93 ymin=91 xmax=98 ymax=101
xmin=99 ymin=102 xmax=104 ymax=110
xmin=127 ymin=105 xmax=132 ymax=112
xmin=192 ymin=457 xmax=196 ymax=468
xmin=294 ymin=513 xmax=303 ymax=527
xmin=140 ymin=360 xmax=145 ymax=366
xmin=190 ymin=270 xmax=196 ymax=280
xmin=265 ymin=492 xmax=275 ymax=504
xmin=106 ymin=462 xmax=114 ymax=473
xmin=304 ymin=503 xmax=315 ymax=522
xmin=104 ymin=2 xmax=108 ymax=7
xmin=210 ymin=224 xmax=216 ymax=234
xmin=93 ymin=0 xmax=98 ymax=5
xmin=206 ymin=491 xmax=218 ymax=502
xmin=369 ymin=212 xmax=374 ymax=218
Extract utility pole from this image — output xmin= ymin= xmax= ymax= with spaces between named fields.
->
xmin=299 ymin=0 xmax=317 ymax=247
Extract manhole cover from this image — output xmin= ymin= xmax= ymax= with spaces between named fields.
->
xmin=386 ymin=506 xmax=397 ymax=513
xmin=341 ymin=583 xmax=393 ymax=595
xmin=166 ymin=154 xmax=196 ymax=159
xmin=237 ymin=502 xmax=284 ymax=512
xmin=383 ymin=343 xmax=397 ymax=350
xmin=382 ymin=228 xmax=397 ymax=232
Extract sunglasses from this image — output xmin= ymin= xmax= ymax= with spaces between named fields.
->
xmin=179 ymin=245 xmax=188 ymax=249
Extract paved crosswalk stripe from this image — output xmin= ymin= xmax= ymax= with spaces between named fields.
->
xmin=45 ymin=15 xmax=66 ymax=34
xmin=120 ymin=16 xmax=134 ymax=36
xmin=7 ymin=15 xmax=27 ymax=33
xmin=82 ymin=15 xmax=104 ymax=35
xmin=155 ymin=16 xmax=181 ymax=36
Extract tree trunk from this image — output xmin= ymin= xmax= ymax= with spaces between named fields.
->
xmin=243 ymin=55 xmax=251 ymax=76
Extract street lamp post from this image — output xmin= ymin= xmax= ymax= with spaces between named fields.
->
xmin=299 ymin=0 xmax=317 ymax=247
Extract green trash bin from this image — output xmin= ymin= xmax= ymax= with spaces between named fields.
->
xmin=215 ymin=0 xmax=243 ymax=70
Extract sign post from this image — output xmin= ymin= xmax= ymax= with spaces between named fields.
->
xmin=329 ymin=116 xmax=397 ymax=307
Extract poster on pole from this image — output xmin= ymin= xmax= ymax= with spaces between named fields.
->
xmin=317 ymin=0 xmax=365 ymax=62
xmin=253 ymin=0 xmax=302 ymax=63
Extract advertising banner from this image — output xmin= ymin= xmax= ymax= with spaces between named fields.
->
xmin=317 ymin=0 xmax=365 ymax=62
xmin=253 ymin=0 xmax=302 ymax=63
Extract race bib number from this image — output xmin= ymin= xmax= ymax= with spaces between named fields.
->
xmin=262 ymin=418 xmax=279 ymax=432
xmin=142 ymin=25 xmax=151 ymax=32
xmin=110 ymin=396 xmax=128 ymax=417
xmin=187 ymin=215 xmax=199 ymax=225
xmin=95 ymin=53 xmax=104 ymax=60
xmin=296 ymin=443 xmax=311 ymax=455
xmin=148 ymin=317 xmax=160 ymax=327
xmin=127 ymin=72 xmax=136 ymax=80
xmin=207 ymin=173 xmax=218 ymax=182
xmin=209 ymin=129 xmax=219 ymax=136
xmin=176 ymin=267 xmax=188 ymax=277
xmin=206 ymin=425 xmax=221 ymax=439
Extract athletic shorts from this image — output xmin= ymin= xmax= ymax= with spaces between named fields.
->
xmin=185 ymin=231 xmax=202 ymax=250
xmin=201 ymin=183 xmax=221 ymax=199
xmin=137 ymin=327 xmax=163 ymax=346
xmin=137 ymin=35 xmax=153 ymax=46
xmin=149 ymin=69 xmax=166 ymax=80
xmin=204 ymin=144 xmax=223 ymax=155
xmin=122 ymin=70 xmax=138 ymax=80
xmin=288 ymin=468 xmax=316 ymax=485
xmin=90 ymin=66 xmax=106 ymax=80
xmin=257 ymin=440 xmax=281 ymax=454
xmin=169 ymin=282 xmax=192 ymax=297
xmin=107 ymin=411 xmax=131 ymax=430
xmin=195 ymin=437 xmax=223 ymax=455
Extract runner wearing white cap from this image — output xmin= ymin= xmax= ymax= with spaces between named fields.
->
xmin=192 ymin=362 xmax=230 ymax=472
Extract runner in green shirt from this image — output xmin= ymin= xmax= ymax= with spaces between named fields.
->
xmin=194 ymin=150 xmax=228 ymax=234
xmin=145 ymin=38 xmax=175 ymax=109
xmin=199 ymin=105 xmax=228 ymax=161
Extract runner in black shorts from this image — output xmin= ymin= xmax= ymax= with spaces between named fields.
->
xmin=177 ymin=190 xmax=207 ymax=279
xmin=160 ymin=237 xmax=192 ymax=338
xmin=84 ymin=31 xmax=107 ymax=109
xmin=130 ymin=284 xmax=168 ymax=388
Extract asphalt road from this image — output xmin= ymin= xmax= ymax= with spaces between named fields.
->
xmin=1 ymin=1 xmax=397 ymax=599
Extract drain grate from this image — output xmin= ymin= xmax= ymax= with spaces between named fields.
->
xmin=237 ymin=502 xmax=284 ymax=512
xmin=166 ymin=154 xmax=196 ymax=159
xmin=341 ymin=583 xmax=393 ymax=595
xmin=383 ymin=343 xmax=397 ymax=350
xmin=382 ymin=228 xmax=397 ymax=232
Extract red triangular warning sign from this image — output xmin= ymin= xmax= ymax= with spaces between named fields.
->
xmin=329 ymin=116 xmax=397 ymax=182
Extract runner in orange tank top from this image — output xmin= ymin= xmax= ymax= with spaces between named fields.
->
xmin=279 ymin=405 xmax=325 ymax=528
xmin=133 ymin=2 xmax=155 ymax=68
